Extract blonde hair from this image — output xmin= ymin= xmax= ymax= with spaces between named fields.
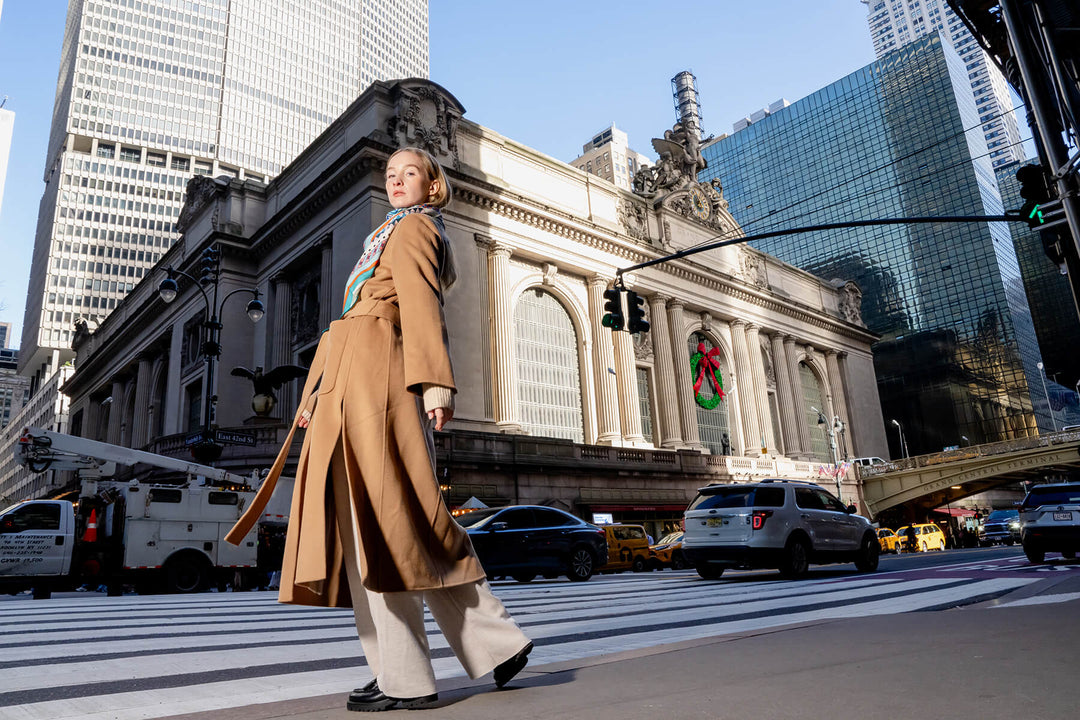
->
xmin=387 ymin=146 xmax=452 ymax=208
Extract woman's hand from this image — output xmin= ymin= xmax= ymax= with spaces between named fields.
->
xmin=427 ymin=406 xmax=453 ymax=431
xmin=298 ymin=409 xmax=312 ymax=429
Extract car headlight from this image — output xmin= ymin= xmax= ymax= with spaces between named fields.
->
xmin=1009 ymin=522 xmax=1020 ymax=529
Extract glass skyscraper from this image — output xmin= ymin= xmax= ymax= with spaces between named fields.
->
xmin=701 ymin=34 xmax=1048 ymax=456
xmin=19 ymin=0 xmax=428 ymax=391
xmin=860 ymin=0 xmax=1024 ymax=170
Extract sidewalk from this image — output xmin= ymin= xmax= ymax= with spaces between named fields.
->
xmin=174 ymin=579 xmax=1080 ymax=720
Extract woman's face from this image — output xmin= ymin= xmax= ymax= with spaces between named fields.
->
xmin=385 ymin=151 xmax=437 ymax=208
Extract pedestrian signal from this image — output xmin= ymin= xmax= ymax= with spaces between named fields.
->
xmin=602 ymin=288 xmax=625 ymax=331
xmin=1016 ymin=164 xmax=1055 ymax=230
xmin=626 ymin=291 xmax=650 ymax=335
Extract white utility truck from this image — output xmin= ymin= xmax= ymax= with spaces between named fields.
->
xmin=1 ymin=427 xmax=286 ymax=598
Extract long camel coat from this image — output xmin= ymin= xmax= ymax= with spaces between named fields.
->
xmin=226 ymin=213 xmax=486 ymax=607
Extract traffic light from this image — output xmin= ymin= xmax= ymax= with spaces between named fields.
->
xmin=1016 ymin=164 xmax=1055 ymax=229
xmin=626 ymin=290 xmax=650 ymax=334
xmin=601 ymin=287 xmax=624 ymax=331
xmin=199 ymin=246 xmax=220 ymax=285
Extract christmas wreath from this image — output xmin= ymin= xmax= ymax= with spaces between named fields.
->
xmin=690 ymin=342 xmax=725 ymax=409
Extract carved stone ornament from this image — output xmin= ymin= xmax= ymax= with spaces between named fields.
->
xmin=632 ymin=303 xmax=654 ymax=362
xmin=177 ymin=175 xmax=225 ymax=233
xmin=658 ymin=179 xmax=734 ymax=232
xmin=386 ymin=80 xmax=465 ymax=169
xmin=739 ymin=248 xmax=768 ymax=288
xmin=631 ymin=121 xmax=707 ymax=197
xmin=617 ymin=198 xmax=650 ymax=242
xmin=835 ymin=279 xmax=865 ymax=327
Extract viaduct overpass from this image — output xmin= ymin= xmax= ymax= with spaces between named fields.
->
xmin=858 ymin=429 xmax=1080 ymax=520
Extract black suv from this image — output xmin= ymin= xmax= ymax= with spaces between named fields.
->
xmin=1018 ymin=483 xmax=1080 ymax=563
xmin=458 ymin=505 xmax=608 ymax=582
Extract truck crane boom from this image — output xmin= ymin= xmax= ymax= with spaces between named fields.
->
xmin=16 ymin=427 xmax=258 ymax=488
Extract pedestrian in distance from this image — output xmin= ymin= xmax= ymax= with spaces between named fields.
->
xmin=905 ymin=524 xmax=918 ymax=552
xmin=226 ymin=146 xmax=532 ymax=712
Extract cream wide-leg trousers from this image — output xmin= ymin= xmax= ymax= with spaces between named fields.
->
xmin=331 ymin=447 xmax=531 ymax=698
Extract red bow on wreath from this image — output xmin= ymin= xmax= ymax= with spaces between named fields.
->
xmin=691 ymin=342 xmax=725 ymax=409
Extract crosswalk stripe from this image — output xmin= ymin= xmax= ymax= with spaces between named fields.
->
xmin=0 ymin=570 xmax=1041 ymax=719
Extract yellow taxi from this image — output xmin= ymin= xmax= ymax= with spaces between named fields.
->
xmin=876 ymin=527 xmax=902 ymax=554
xmin=896 ymin=523 xmax=947 ymax=552
xmin=648 ymin=531 xmax=686 ymax=570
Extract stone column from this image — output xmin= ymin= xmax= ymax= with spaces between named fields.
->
xmin=487 ymin=241 xmax=521 ymax=432
xmin=586 ymin=275 xmax=621 ymax=445
xmin=270 ymin=273 xmax=292 ymax=415
xmin=129 ymin=356 xmax=154 ymax=449
xmin=771 ymin=332 xmax=800 ymax=457
xmin=613 ymin=322 xmax=644 ymax=445
xmin=668 ymin=299 xmax=701 ymax=449
xmin=785 ymin=335 xmax=811 ymax=459
xmin=106 ymin=378 xmax=125 ymax=445
xmin=648 ymin=294 xmax=683 ymax=448
xmin=730 ymin=320 xmax=759 ymax=456
xmin=318 ymin=236 xmax=334 ymax=330
xmin=825 ymin=349 xmax=851 ymax=457
xmin=746 ymin=324 xmax=775 ymax=455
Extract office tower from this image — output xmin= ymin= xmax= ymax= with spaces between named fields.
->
xmin=570 ymin=124 xmax=652 ymax=190
xmin=701 ymin=34 xmax=1048 ymax=455
xmin=995 ymin=161 xmax=1080 ymax=427
xmin=18 ymin=0 xmax=429 ymax=393
xmin=860 ymin=0 xmax=1024 ymax=170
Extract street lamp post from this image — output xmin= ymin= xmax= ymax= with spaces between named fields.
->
xmin=1036 ymin=361 xmax=1058 ymax=431
xmin=159 ymin=246 xmax=264 ymax=463
xmin=812 ymin=406 xmax=843 ymax=502
xmin=890 ymin=419 xmax=909 ymax=459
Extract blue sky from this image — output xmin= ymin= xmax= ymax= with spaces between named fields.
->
xmin=0 ymin=0 xmax=878 ymax=341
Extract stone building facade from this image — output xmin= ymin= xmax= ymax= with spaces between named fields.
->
xmin=50 ymin=79 xmax=888 ymax=534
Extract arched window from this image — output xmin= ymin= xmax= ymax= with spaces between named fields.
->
xmin=514 ymin=288 xmax=584 ymax=443
xmin=799 ymin=361 xmax=830 ymax=462
xmin=687 ymin=332 xmax=730 ymax=455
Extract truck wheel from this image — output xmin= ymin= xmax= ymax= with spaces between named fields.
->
xmin=631 ymin=556 xmax=647 ymax=573
xmin=779 ymin=537 xmax=810 ymax=578
xmin=32 ymin=585 xmax=52 ymax=600
xmin=1023 ymin=542 xmax=1045 ymax=564
xmin=165 ymin=555 xmax=209 ymax=593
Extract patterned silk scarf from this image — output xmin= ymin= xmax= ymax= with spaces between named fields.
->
xmin=341 ymin=204 xmax=442 ymax=316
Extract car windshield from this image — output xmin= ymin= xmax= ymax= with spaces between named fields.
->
xmin=1022 ymin=487 xmax=1080 ymax=508
xmin=985 ymin=510 xmax=1018 ymax=521
xmin=655 ymin=532 xmax=683 ymax=545
xmin=454 ymin=508 xmax=504 ymax=528
xmin=877 ymin=529 xmax=894 ymax=537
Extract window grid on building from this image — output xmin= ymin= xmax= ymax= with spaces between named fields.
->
xmin=513 ymin=289 xmax=584 ymax=443
xmin=636 ymin=367 xmax=654 ymax=444
xmin=688 ymin=332 xmax=730 ymax=455
xmin=799 ymin=362 xmax=829 ymax=463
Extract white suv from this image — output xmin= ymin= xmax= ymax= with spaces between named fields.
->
xmin=682 ymin=479 xmax=880 ymax=579
xmin=1018 ymin=482 xmax=1080 ymax=563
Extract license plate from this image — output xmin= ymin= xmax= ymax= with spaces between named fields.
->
xmin=706 ymin=517 xmax=725 ymax=527
xmin=1053 ymin=512 xmax=1072 ymax=521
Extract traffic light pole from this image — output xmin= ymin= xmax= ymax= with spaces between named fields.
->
xmin=999 ymin=0 xmax=1080 ymax=320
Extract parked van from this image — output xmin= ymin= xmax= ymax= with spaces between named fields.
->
xmin=851 ymin=457 xmax=887 ymax=468
xmin=599 ymin=524 xmax=650 ymax=572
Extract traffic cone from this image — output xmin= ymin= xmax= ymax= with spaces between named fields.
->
xmin=83 ymin=509 xmax=98 ymax=543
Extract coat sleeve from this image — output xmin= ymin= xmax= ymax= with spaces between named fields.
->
xmin=387 ymin=213 xmax=457 ymax=397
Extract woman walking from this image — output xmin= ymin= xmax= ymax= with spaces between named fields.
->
xmin=226 ymin=146 xmax=532 ymax=712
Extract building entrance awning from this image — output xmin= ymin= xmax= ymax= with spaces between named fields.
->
xmin=933 ymin=507 xmax=977 ymax=517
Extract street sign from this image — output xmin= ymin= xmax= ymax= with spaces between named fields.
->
xmin=216 ymin=429 xmax=257 ymax=446
xmin=184 ymin=431 xmax=210 ymax=447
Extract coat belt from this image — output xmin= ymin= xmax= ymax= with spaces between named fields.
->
xmin=342 ymin=298 xmax=400 ymax=327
